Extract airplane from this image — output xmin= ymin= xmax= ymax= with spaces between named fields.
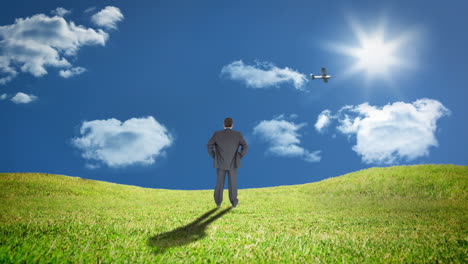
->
xmin=310 ymin=67 xmax=331 ymax=83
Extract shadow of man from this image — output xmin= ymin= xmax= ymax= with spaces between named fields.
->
xmin=148 ymin=207 xmax=232 ymax=254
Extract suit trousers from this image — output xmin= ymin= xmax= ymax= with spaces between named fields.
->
xmin=214 ymin=168 xmax=238 ymax=206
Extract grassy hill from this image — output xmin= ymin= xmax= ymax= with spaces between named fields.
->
xmin=0 ymin=164 xmax=466 ymax=263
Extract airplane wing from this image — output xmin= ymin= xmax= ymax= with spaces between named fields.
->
xmin=324 ymin=78 xmax=328 ymax=83
xmin=321 ymin=67 xmax=327 ymax=75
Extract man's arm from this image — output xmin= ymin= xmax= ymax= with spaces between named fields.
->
xmin=207 ymin=132 xmax=216 ymax=158
xmin=238 ymin=132 xmax=248 ymax=158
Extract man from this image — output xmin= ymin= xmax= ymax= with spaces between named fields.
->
xmin=207 ymin=117 xmax=248 ymax=208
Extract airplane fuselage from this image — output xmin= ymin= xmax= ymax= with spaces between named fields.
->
xmin=314 ymin=75 xmax=330 ymax=79
xmin=310 ymin=74 xmax=331 ymax=80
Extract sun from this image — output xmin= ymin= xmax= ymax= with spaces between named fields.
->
xmin=352 ymin=33 xmax=400 ymax=75
xmin=332 ymin=19 xmax=412 ymax=81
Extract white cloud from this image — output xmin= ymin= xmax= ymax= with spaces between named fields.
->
xmin=315 ymin=110 xmax=332 ymax=133
xmin=11 ymin=92 xmax=38 ymax=104
xmin=0 ymin=55 xmax=18 ymax=85
xmin=0 ymin=9 xmax=112 ymax=85
xmin=72 ymin=116 xmax=173 ymax=168
xmin=51 ymin=7 xmax=71 ymax=17
xmin=85 ymin=163 xmax=100 ymax=170
xmin=91 ymin=6 xmax=124 ymax=30
xmin=84 ymin=7 xmax=97 ymax=14
xmin=59 ymin=67 xmax=87 ymax=78
xmin=0 ymin=93 xmax=7 ymax=100
xmin=253 ymin=115 xmax=321 ymax=162
xmin=221 ymin=60 xmax=308 ymax=90
xmin=318 ymin=99 xmax=450 ymax=164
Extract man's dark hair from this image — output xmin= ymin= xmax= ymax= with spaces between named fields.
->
xmin=224 ymin=117 xmax=233 ymax=128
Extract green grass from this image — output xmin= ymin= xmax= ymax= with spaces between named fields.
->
xmin=0 ymin=164 xmax=467 ymax=263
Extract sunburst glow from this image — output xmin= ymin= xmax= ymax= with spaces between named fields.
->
xmin=333 ymin=20 xmax=412 ymax=80
xmin=352 ymin=35 xmax=400 ymax=74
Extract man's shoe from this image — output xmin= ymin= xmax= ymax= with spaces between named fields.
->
xmin=232 ymin=203 xmax=238 ymax=208
xmin=216 ymin=204 xmax=221 ymax=208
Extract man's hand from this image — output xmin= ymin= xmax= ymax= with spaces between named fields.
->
xmin=207 ymin=132 xmax=216 ymax=158
xmin=239 ymin=133 xmax=248 ymax=158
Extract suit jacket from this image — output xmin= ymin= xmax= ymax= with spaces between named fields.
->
xmin=207 ymin=129 xmax=248 ymax=169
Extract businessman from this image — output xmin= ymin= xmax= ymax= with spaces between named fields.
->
xmin=207 ymin=117 xmax=248 ymax=208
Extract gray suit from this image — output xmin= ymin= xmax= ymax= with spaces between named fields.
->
xmin=207 ymin=128 xmax=248 ymax=206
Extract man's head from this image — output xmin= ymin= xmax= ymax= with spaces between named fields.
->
xmin=224 ymin=117 xmax=233 ymax=129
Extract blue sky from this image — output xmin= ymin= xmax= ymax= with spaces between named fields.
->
xmin=1 ymin=0 xmax=467 ymax=190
